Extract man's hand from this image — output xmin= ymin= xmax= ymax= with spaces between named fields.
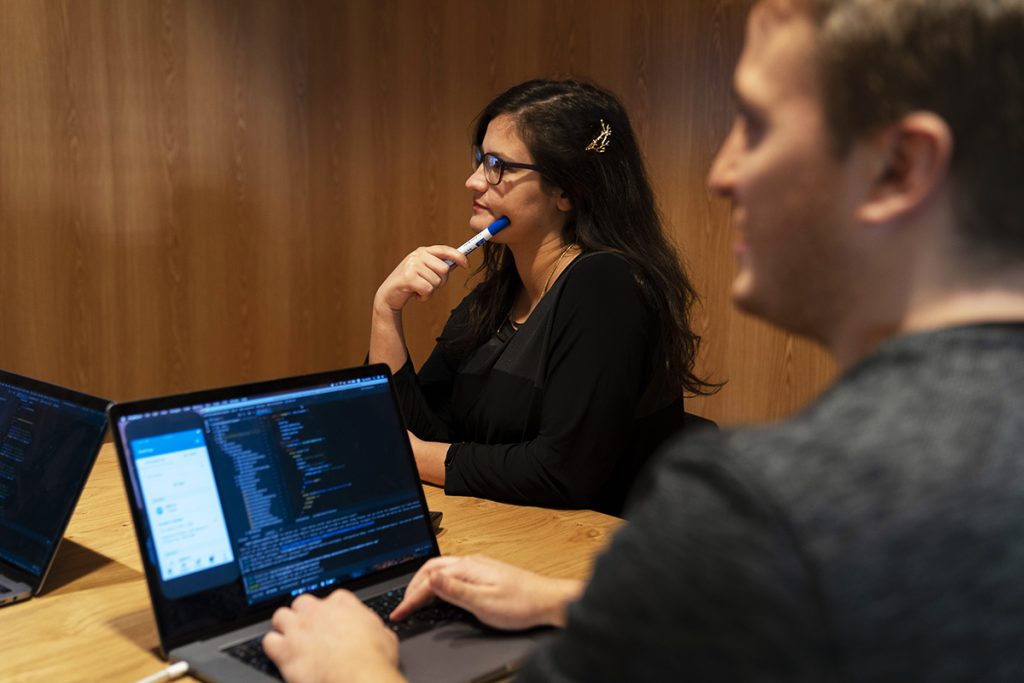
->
xmin=263 ymin=590 xmax=405 ymax=683
xmin=391 ymin=555 xmax=584 ymax=630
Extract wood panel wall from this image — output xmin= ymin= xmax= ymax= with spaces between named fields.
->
xmin=0 ymin=0 xmax=836 ymax=426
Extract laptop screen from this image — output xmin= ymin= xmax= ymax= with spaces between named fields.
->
xmin=0 ymin=371 xmax=108 ymax=579
xmin=112 ymin=366 xmax=439 ymax=648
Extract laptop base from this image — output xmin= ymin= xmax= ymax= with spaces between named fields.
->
xmin=174 ymin=616 xmax=552 ymax=683
xmin=0 ymin=576 xmax=33 ymax=607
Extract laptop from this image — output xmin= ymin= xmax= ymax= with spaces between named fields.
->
xmin=0 ymin=369 xmax=109 ymax=607
xmin=109 ymin=364 xmax=552 ymax=683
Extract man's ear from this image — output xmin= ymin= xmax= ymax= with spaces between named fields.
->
xmin=857 ymin=112 xmax=953 ymax=224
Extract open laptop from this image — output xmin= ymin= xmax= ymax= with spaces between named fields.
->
xmin=0 ymin=369 xmax=109 ymax=607
xmin=109 ymin=364 xmax=552 ymax=683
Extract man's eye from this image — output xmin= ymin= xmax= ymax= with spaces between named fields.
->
xmin=739 ymin=121 xmax=759 ymax=147
xmin=739 ymin=112 xmax=764 ymax=147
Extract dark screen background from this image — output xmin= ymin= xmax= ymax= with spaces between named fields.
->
xmin=0 ymin=383 xmax=107 ymax=576
xmin=120 ymin=376 xmax=437 ymax=647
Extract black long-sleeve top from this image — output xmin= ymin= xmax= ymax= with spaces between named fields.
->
xmin=392 ymin=251 xmax=686 ymax=516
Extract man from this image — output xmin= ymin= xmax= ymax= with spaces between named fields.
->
xmin=264 ymin=0 xmax=1024 ymax=680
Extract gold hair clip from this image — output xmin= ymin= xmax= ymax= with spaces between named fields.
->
xmin=585 ymin=119 xmax=612 ymax=153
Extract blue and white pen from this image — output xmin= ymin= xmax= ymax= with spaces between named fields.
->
xmin=443 ymin=216 xmax=511 ymax=267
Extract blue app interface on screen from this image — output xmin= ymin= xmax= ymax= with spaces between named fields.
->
xmin=132 ymin=429 xmax=235 ymax=582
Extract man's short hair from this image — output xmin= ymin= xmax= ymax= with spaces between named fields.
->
xmin=801 ymin=0 xmax=1024 ymax=256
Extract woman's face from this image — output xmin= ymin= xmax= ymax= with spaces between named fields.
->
xmin=466 ymin=114 xmax=572 ymax=246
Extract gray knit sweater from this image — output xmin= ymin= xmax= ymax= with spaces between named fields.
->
xmin=518 ymin=324 xmax=1024 ymax=682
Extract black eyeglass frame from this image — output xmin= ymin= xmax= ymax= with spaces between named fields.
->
xmin=472 ymin=145 xmax=542 ymax=185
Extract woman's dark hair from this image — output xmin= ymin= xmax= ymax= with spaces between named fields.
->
xmin=449 ymin=78 xmax=714 ymax=396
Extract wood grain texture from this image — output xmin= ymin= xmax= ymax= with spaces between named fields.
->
xmin=0 ymin=0 xmax=836 ymax=425
xmin=0 ymin=443 xmax=621 ymax=683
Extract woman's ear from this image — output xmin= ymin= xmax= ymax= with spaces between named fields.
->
xmin=555 ymin=188 xmax=573 ymax=214
xmin=856 ymin=112 xmax=953 ymax=225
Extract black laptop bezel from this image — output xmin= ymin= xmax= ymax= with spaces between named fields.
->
xmin=108 ymin=364 xmax=441 ymax=654
xmin=0 ymin=368 xmax=110 ymax=596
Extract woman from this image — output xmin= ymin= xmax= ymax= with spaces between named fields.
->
xmin=369 ymin=79 xmax=712 ymax=516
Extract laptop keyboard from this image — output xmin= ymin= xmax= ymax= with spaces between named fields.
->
xmin=388 ymin=588 xmax=477 ymax=638
xmin=224 ymin=587 xmax=474 ymax=679
xmin=225 ymin=636 xmax=284 ymax=680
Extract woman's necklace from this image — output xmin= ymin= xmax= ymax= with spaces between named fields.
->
xmin=542 ymin=242 xmax=578 ymax=295
xmin=503 ymin=243 xmax=579 ymax=334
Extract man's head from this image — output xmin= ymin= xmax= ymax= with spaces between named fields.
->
xmin=809 ymin=0 xmax=1024 ymax=256
xmin=709 ymin=0 xmax=1024 ymax=363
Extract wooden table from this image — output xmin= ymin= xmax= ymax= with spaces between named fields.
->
xmin=0 ymin=444 xmax=623 ymax=682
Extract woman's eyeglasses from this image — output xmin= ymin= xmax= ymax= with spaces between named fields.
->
xmin=472 ymin=145 xmax=542 ymax=185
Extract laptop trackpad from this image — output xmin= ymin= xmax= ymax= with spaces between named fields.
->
xmin=399 ymin=621 xmax=554 ymax=683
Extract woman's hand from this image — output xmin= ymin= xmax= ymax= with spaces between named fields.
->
xmin=374 ymin=246 xmax=468 ymax=313
xmin=390 ymin=555 xmax=584 ymax=630
xmin=406 ymin=430 xmax=448 ymax=485
xmin=369 ymin=246 xmax=468 ymax=372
